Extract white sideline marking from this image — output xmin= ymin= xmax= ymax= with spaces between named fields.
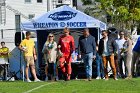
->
xmin=23 ymin=82 xmax=55 ymax=93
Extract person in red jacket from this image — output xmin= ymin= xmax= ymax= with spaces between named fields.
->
xmin=58 ymin=27 xmax=75 ymax=81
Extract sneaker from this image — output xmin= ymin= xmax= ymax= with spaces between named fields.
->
xmin=63 ymin=75 xmax=67 ymax=81
xmin=55 ymin=76 xmax=59 ymax=81
xmin=26 ymin=79 xmax=32 ymax=82
xmin=102 ymin=77 xmax=105 ymax=79
xmin=34 ymin=78 xmax=41 ymax=82
xmin=88 ymin=77 xmax=92 ymax=81
xmin=63 ymin=73 xmax=67 ymax=81
xmin=96 ymin=76 xmax=101 ymax=80
xmin=125 ymin=75 xmax=132 ymax=80
xmin=114 ymin=78 xmax=118 ymax=80
xmin=45 ymin=77 xmax=48 ymax=81
xmin=85 ymin=79 xmax=89 ymax=81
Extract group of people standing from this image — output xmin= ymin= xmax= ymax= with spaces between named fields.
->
xmin=42 ymin=28 xmax=75 ymax=81
xmin=115 ymin=31 xmax=132 ymax=79
xmin=18 ymin=27 xmax=140 ymax=82
xmin=98 ymin=30 xmax=140 ymax=80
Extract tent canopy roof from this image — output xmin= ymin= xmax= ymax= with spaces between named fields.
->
xmin=21 ymin=5 xmax=106 ymax=31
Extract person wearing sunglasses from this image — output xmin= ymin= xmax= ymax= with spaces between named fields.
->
xmin=98 ymin=30 xmax=118 ymax=80
xmin=42 ymin=33 xmax=59 ymax=81
xmin=58 ymin=27 xmax=75 ymax=81
xmin=115 ymin=31 xmax=126 ymax=78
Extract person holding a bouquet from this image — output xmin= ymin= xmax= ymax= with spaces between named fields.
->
xmin=42 ymin=33 xmax=59 ymax=81
xmin=123 ymin=33 xmax=133 ymax=79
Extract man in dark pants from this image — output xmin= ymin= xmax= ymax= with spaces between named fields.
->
xmin=115 ymin=31 xmax=126 ymax=78
xmin=131 ymin=37 xmax=140 ymax=77
xmin=98 ymin=30 xmax=118 ymax=80
xmin=78 ymin=28 xmax=96 ymax=81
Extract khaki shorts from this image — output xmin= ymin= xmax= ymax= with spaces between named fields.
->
xmin=24 ymin=56 xmax=34 ymax=67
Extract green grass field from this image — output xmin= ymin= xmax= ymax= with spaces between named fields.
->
xmin=0 ymin=78 xmax=140 ymax=93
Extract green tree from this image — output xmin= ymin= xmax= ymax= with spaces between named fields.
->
xmin=81 ymin=0 xmax=140 ymax=31
xmin=81 ymin=0 xmax=106 ymax=22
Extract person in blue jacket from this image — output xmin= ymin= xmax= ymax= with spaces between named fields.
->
xmin=131 ymin=37 xmax=140 ymax=77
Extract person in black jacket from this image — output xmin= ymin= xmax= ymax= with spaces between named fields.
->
xmin=98 ymin=30 xmax=118 ymax=80
xmin=78 ymin=28 xmax=96 ymax=81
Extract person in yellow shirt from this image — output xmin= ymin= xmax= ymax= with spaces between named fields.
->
xmin=0 ymin=41 xmax=9 ymax=58
xmin=19 ymin=31 xmax=40 ymax=82
xmin=0 ymin=41 xmax=9 ymax=79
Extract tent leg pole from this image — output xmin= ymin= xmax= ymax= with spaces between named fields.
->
xmin=97 ymin=28 xmax=100 ymax=44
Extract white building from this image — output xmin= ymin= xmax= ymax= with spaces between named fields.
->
xmin=0 ymin=0 xmax=75 ymax=41
xmin=0 ymin=0 xmax=76 ymax=79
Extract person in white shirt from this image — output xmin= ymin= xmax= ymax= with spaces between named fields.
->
xmin=115 ymin=31 xmax=126 ymax=78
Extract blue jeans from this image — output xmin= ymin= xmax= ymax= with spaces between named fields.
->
xmin=96 ymin=53 xmax=104 ymax=78
xmin=83 ymin=52 xmax=93 ymax=78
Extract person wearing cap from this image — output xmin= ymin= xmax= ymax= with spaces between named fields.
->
xmin=78 ymin=28 xmax=96 ymax=81
xmin=19 ymin=31 xmax=41 ymax=82
xmin=58 ymin=27 xmax=75 ymax=81
xmin=123 ymin=33 xmax=133 ymax=79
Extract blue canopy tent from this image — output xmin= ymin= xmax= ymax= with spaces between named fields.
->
xmin=21 ymin=5 xmax=106 ymax=30
xmin=21 ymin=5 xmax=107 ymax=74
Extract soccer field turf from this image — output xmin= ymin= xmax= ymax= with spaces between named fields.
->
xmin=0 ymin=78 xmax=140 ymax=93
